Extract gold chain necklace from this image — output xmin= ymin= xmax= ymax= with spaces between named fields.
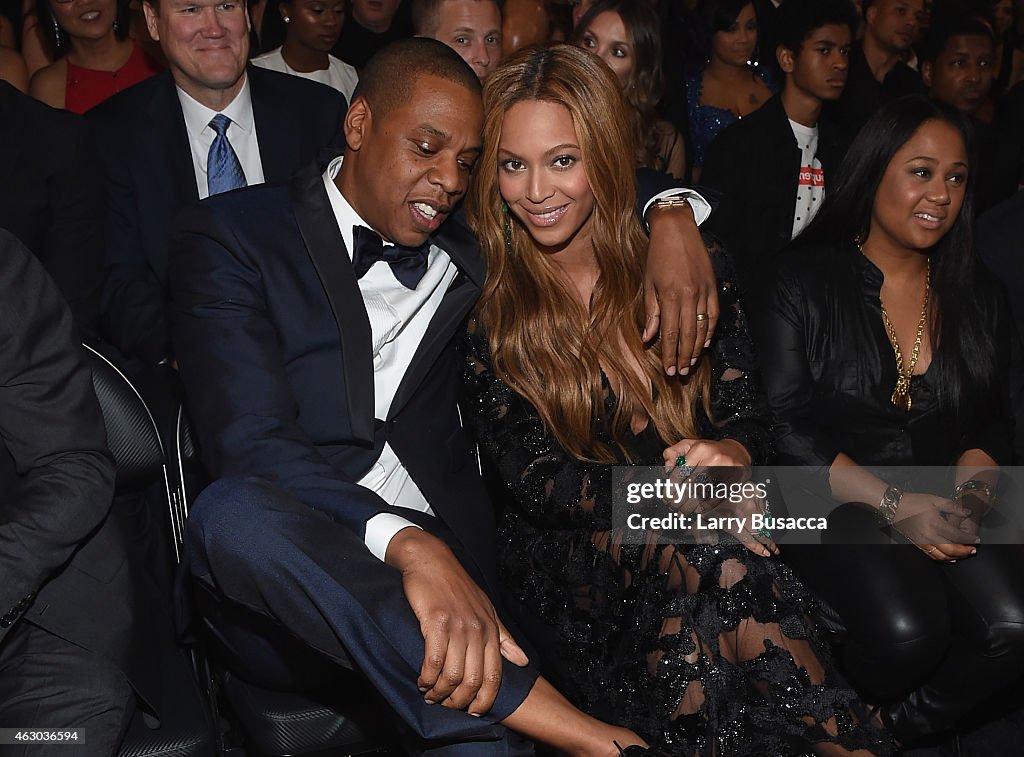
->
xmin=878 ymin=258 xmax=930 ymax=412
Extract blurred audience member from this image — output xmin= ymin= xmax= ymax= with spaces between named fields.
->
xmin=990 ymin=0 xmax=1024 ymax=93
xmin=0 ymin=43 xmax=25 ymax=89
xmin=568 ymin=0 xmax=593 ymax=28
xmin=687 ymin=0 xmax=776 ymax=179
xmin=574 ymin=0 xmax=686 ymax=178
xmin=19 ymin=0 xmax=56 ymax=76
xmin=330 ymin=0 xmax=407 ymax=69
xmin=828 ymin=0 xmax=926 ymax=134
xmin=30 ymin=0 xmax=160 ymax=113
xmin=0 ymin=81 xmax=104 ymax=337
xmin=412 ymin=0 xmax=501 ymax=80
xmin=253 ymin=0 xmax=358 ymax=100
xmin=88 ymin=0 xmax=346 ymax=366
xmin=702 ymin=0 xmax=858 ymax=295
xmin=502 ymin=0 xmax=550 ymax=57
xmin=922 ymin=11 xmax=1021 ymax=212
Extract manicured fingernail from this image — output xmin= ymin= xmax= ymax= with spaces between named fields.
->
xmin=424 ymin=696 xmax=436 ymax=704
xmin=690 ymin=357 xmax=698 ymax=366
xmin=970 ymin=548 xmax=977 ymax=555
xmin=704 ymin=339 xmax=711 ymax=347
xmin=680 ymin=366 xmax=689 ymax=376
xmin=418 ymin=686 xmax=428 ymax=692
xmin=666 ymin=366 xmax=676 ymax=376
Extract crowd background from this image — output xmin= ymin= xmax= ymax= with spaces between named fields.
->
xmin=2 ymin=0 xmax=1024 ymax=755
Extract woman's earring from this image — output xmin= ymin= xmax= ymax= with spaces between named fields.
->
xmin=112 ymin=18 xmax=119 ymax=33
xmin=283 ymin=15 xmax=291 ymax=22
xmin=52 ymin=16 xmax=64 ymax=50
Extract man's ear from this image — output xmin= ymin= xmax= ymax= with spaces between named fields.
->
xmin=344 ymin=96 xmax=371 ymax=151
xmin=143 ymin=0 xmax=160 ymax=41
xmin=921 ymin=60 xmax=932 ymax=88
xmin=777 ymin=45 xmax=795 ymax=74
xmin=865 ymin=4 xmax=878 ymax=30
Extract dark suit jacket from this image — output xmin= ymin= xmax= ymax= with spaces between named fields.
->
xmin=0 ymin=82 xmax=104 ymax=338
xmin=977 ymin=190 xmax=1024 ymax=463
xmin=701 ymin=94 xmax=848 ymax=295
xmin=89 ymin=67 xmax=348 ymax=366
xmin=0 ymin=229 xmax=140 ymax=679
xmin=169 ymin=161 xmax=502 ymax=589
xmin=825 ymin=43 xmax=925 ymax=136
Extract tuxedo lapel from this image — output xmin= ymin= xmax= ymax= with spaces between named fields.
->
xmin=290 ymin=164 xmax=376 ymax=444
xmin=389 ymin=214 xmax=484 ymax=418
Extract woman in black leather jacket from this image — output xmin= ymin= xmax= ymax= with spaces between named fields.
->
xmin=754 ymin=95 xmax=1024 ymax=747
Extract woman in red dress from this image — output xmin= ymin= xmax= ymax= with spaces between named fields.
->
xmin=29 ymin=0 xmax=160 ymax=113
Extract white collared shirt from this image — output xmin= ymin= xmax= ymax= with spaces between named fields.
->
xmin=177 ymin=74 xmax=266 ymax=200
xmin=322 ymin=155 xmax=458 ymax=561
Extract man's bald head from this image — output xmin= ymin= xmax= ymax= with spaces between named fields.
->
xmin=352 ymin=37 xmax=483 ymax=120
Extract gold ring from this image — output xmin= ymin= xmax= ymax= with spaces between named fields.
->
xmin=695 ymin=313 xmax=709 ymax=322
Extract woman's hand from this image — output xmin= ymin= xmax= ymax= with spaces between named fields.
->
xmin=893 ymin=492 xmax=978 ymax=562
xmin=662 ymin=438 xmax=752 ymax=471
xmin=660 ymin=438 xmax=775 ymax=557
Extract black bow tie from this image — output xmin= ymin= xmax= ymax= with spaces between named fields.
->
xmin=351 ymin=225 xmax=429 ymax=290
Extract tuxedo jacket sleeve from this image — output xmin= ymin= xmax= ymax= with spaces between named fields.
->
xmin=0 ymin=230 xmax=115 ymax=639
xmin=169 ymin=195 xmax=398 ymax=537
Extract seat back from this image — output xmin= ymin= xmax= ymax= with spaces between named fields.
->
xmin=84 ymin=345 xmax=218 ymax=757
xmin=85 ymin=345 xmax=166 ymax=489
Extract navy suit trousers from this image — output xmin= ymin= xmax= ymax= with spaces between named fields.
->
xmin=185 ymin=476 xmax=537 ymax=753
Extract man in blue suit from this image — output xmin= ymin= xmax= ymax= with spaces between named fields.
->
xmin=90 ymin=0 xmax=348 ymax=366
xmin=171 ymin=38 xmax=715 ymax=755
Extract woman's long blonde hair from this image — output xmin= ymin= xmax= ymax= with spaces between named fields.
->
xmin=466 ymin=44 xmax=710 ymax=463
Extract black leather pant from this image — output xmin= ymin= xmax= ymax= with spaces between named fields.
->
xmin=784 ymin=540 xmax=1024 ymax=741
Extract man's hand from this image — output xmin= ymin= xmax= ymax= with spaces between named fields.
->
xmin=642 ymin=202 xmax=718 ymax=376
xmin=385 ymin=528 xmax=529 ymax=715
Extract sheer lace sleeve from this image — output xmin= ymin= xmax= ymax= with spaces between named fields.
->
xmin=705 ymin=237 xmax=773 ymax=466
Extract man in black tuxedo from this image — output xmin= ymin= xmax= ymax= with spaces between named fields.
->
xmin=89 ymin=0 xmax=347 ymax=367
xmin=0 ymin=229 xmax=128 ymax=750
xmin=172 ymin=38 xmax=716 ymax=755
xmin=0 ymin=82 xmax=104 ymax=339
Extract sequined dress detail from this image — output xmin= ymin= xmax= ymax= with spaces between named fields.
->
xmin=459 ymin=244 xmax=890 ymax=756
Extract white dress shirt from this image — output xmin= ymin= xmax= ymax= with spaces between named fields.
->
xmin=322 ymin=155 xmax=459 ymax=561
xmin=252 ymin=48 xmax=359 ymax=103
xmin=177 ymin=75 xmax=266 ymax=200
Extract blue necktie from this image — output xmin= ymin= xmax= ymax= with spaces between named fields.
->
xmin=351 ymin=225 xmax=430 ymax=290
xmin=207 ymin=114 xmax=247 ymax=196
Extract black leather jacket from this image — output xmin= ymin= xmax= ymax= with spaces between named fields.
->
xmin=751 ymin=242 xmax=1014 ymax=469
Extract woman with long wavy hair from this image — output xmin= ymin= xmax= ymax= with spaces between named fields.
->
xmin=573 ymin=0 xmax=686 ymax=178
xmin=460 ymin=43 xmax=889 ymax=756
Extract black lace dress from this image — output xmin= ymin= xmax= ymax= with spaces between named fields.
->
xmin=459 ymin=248 xmax=891 ymax=756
